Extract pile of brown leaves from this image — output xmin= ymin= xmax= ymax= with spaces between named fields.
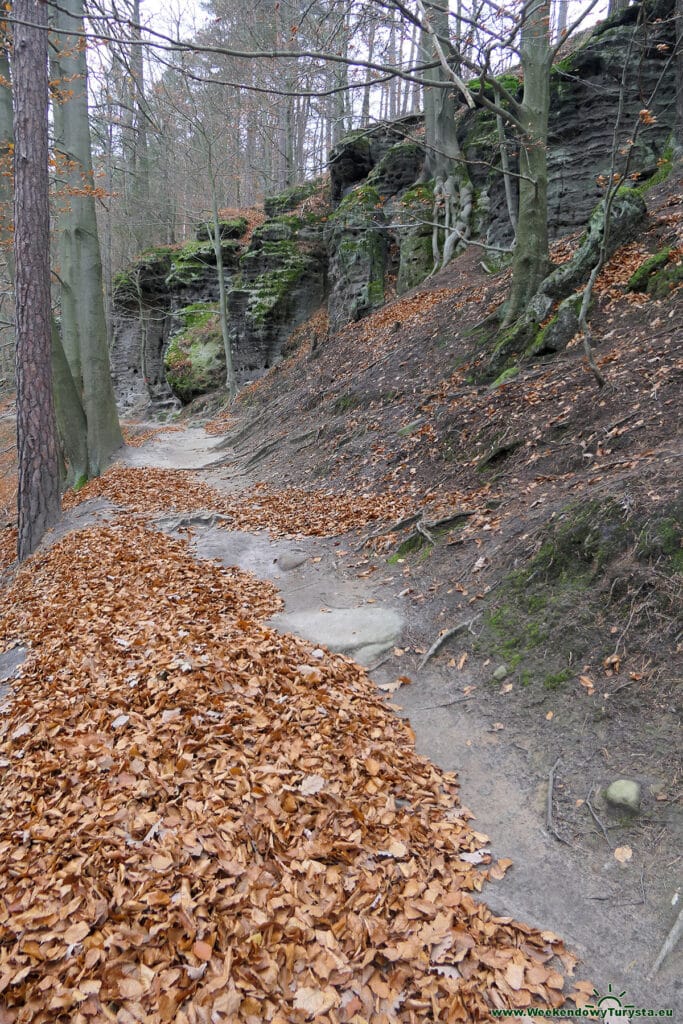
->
xmin=0 ymin=521 xmax=583 ymax=1022
xmin=65 ymin=466 xmax=414 ymax=538
xmin=121 ymin=426 xmax=183 ymax=449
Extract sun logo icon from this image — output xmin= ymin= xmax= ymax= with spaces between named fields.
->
xmin=587 ymin=984 xmax=635 ymax=1020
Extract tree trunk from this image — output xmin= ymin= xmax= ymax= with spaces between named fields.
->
xmin=207 ymin=150 xmax=237 ymax=401
xmin=51 ymin=322 xmax=89 ymax=486
xmin=361 ymin=22 xmax=376 ymax=126
xmin=0 ymin=42 xmax=13 ymax=276
xmin=554 ymin=0 xmax=568 ymax=43
xmin=420 ymin=0 xmax=473 ymax=265
xmin=13 ymin=0 xmax=60 ymax=559
xmin=131 ymin=0 xmax=151 ymax=254
xmin=505 ymin=0 xmax=552 ymax=323
xmin=52 ymin=0 xmax=123 ymax=475
xmin=1 ymin=36 xmax=88 ymax=485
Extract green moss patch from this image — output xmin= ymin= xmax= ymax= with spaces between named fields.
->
xmin=264 ymin=181 xmax=320 ymax=218
xmin=164 ymin=303 xmax=226 ymax=403
xmin=627 ymin=248 xmax=683 ymax=299
xmin=166 ymin=239 xmax=242 ymax=288
xmin=239 ymin=242 xmax=312 ymax=326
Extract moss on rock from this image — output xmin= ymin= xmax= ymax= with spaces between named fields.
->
xmin=396 ymin=182 xmax=435 ymax=294
xmin=165 ymin=238 xmax=242 ymax=289
xmin=164 ymin=302 xmax=225 ymax=403
xmin=264 ymin=181 xmax=320 ymax=218
xmin=239 ymin=240 xmax=312 ymax=326
xmin=627 ymin=248 xmax=682 ymax=299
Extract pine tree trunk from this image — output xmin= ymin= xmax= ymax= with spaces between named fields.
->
xmin=1 ymin=36 xmax=88 ymax=485
xmin=13 ymin=0 xmax=60 ymax=559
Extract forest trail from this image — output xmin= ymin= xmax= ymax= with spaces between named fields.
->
xmin=2 ymin=419 xmax=671 ymax=1019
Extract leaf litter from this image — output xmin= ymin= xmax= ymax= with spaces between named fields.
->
xmin=0 ymin=518 xmax=584 ymax=1021
xmin=63 ymin=466 xmax=413 ymax=538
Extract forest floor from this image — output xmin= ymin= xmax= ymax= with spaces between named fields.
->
xmin=0 ymin=174 xmax=680 ymax=1022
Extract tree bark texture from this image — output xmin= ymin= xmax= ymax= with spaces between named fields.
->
xmin=505 ymin=0 xmax=552 ymax=322
xmin=675 ymin=0 xmax=683 ymax=156
xmin=52 ymin=0 xmax=123 ymax=475
xmin=13 ymin=0 xmax=60 ymax=560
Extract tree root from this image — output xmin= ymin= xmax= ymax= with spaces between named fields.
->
xmin=418 ymin=615 xmax=481 ymax=671
xmin=546 ymin=757 xmax=570 ymax=846
xmin=391 ymin=510 xmax=477 ymax=555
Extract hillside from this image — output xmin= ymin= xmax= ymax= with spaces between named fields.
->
xmin=174 ymin=168 xmax=682 ymax=1007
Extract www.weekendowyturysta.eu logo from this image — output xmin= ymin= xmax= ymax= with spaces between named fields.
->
xmin=490 ymin=982 xmax=674 ymax=1018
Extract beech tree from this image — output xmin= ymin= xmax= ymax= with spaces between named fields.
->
xmin=51 ymin=0 xmax=123 ymax=477
xmin=13 ymin=0 xmax=60 ymax=559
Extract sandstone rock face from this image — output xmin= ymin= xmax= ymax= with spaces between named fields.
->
xmin=329 ymin=117 xmax=423 ymax=201
xmin=465 ymin=0 xmax=676 ymax=247
xmin=326 ymin=184 xmax=388 ymax=332
xmin=228 ymin=214 xmax=326 ymax=380
xmin=112 ymin=207 xmax=327 ymax=410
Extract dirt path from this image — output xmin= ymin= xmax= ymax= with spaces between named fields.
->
xmin=108 ymin=423 xmax=682 ymax=1016
xmin=2 ymin=420 xmax=673 ymax=1016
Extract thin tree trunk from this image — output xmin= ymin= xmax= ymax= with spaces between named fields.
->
xmin=207 ymin=149 xmax=237 ymax=401
xmin=131 ymin=0 xmax=150 ymax=253
xmin=554 ymin=0 xmax=568 ymax=43
xmin=13 ymin=0 xmax=60 ymax=559
xmin=361 ymin=22 xmax=376 ymax=126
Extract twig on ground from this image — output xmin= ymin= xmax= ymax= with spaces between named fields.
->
xmin=547 ymin=757 xmax=570 ymax=846
xmin=649 ymin=904 xmax=683 ymax=978
xmin=418 ymin=616 xmax=481 ymax=671
xmin=414 ymin=696 xmax=470 ymax=710
xmin=608 ymin=677 xmax=638 ymax=697
xmin=585 ymin=785 xmax=611 ymax=847
xmin=367 ymin=653 xmax=393 ymax=673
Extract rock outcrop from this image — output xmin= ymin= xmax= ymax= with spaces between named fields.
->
xmin=112 ymin=207 xmax=326 ymax=413
xmin=111 ymin=0 xmax=677 ymax=410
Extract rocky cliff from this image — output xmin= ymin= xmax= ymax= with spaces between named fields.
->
xmin=110 ymin=0 xmax=676 ymax=411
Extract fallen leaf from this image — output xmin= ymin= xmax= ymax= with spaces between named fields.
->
xmin=293 ymin=986 xmax=338 ymax=1017
xmin=299 ymin=773 xmax=325 ymax=796
xmin=63 ymin=922 xmax=90 ymax=945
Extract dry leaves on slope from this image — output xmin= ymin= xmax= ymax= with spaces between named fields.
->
xmin=121 ymin=425 xmax=183 ymax=449
xmin=64 ymin=466 xmax=414 ymax=538
xmin=0 ymin=521 xmax=578 ymax=1022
